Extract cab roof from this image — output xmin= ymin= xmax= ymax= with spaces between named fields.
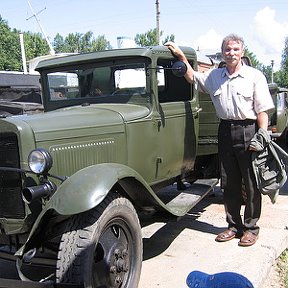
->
xmin=35 ymin=46 xmax=197 ymax=71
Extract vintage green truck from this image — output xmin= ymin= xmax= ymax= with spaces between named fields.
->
xmin=0 ymin=46 xmax=285 ymax=288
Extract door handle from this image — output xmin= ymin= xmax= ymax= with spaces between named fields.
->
xmin=194 ymin=107 xmax=202 ymax=119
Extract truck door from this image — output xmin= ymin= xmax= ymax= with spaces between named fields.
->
xmin=154 ymin=58 xmax=199 ymax=181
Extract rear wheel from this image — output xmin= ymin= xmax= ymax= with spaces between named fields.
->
xmin=56 ymin=192 xmax=142 ymax=287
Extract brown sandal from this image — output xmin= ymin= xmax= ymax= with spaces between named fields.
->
xmin=215 ymin=229 xmax=237 ymax=242
xmin=238 ymin=231 xmax=259 ymax=247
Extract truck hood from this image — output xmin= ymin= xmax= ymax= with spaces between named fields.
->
xmin=8 ymin=104 xmax=150 ymax=142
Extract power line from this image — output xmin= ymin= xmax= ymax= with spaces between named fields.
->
xmin=26 ymin=0 xmax=55 ymax=55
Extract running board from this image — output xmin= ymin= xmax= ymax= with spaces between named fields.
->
xmin=157 ymin=178 xmax=219 ymax=216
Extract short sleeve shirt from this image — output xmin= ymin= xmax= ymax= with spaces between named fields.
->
xmin=193 ymin=65 xmax=275 ymax=120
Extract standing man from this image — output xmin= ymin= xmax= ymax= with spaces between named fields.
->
xmin=165 ymin=34 xmax=274 ymax=247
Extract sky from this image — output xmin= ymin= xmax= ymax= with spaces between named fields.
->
xmin=1 ymin=0 xmax=288 ymax=70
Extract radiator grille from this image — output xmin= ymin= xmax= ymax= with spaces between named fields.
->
xmin=0 ymin=133 xmax=25 ymax=219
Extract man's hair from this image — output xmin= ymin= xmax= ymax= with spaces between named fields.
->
xmin=221 ymin=34 xmax=245 ymax=53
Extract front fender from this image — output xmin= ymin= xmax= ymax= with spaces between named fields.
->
xmin=16 ymin=163 xmax=153 ymax=257
xmin=48 ymin=163 xmax=151 ymax=215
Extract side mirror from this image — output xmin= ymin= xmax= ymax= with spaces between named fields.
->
xmin=172 ymin=61 xmax=187 ymax=77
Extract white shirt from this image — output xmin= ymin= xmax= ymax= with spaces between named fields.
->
xmin=194 ymin=64 xmax=275 ymax=120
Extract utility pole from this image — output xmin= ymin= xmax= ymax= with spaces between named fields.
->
xmin=26 ymin=0 xmax=55 ymax=55
xmin=156 ymin=0 xmax=160 ymax=45
xmin=19 ymin=33 xmax=28 ymax=74
xmin=271 ymin=60 xmax=274 ymax=83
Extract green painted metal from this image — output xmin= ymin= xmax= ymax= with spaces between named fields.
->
xmin=0 ymin=45 xmax=220 ymax=243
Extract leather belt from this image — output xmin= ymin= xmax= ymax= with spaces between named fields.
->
xmin=220 ymin=119 xmax=256 ymax=125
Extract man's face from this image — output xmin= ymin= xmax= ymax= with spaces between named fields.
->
xmin=222 ymin=40 xmax=244 ymax=66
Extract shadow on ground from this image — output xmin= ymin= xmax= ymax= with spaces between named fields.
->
xmin=142 ymin=189 xmax=225 ymax=260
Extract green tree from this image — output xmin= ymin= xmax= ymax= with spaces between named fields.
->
xmin=0 ymin=16 xmax=49 ymax=71
xmin=0 ymin=17 xmax=21 ymax=70
xmin=63 ymin=32 xmax=82 ymax=53
xmin=91 ymin=35 xmax=112 ymax=51
xmin=258 ymin=63 xmax=273 ymax=83
xmin=163 ymin=34 xmax=175 ymax=45
xmin=274 ymin=70 xmax=288 ymax=88
xmin=281 ymin=37 xmax=288 ymax=71
xmin=0 ymin=15 xmax=112 ymax=71
xmin=244 ymin=47 xmax=274 ymax=83
xmin=274 ymin=37 xmax=288 ymax=88
xmin=135 ymin=28 xmax=175 ymax=47
xmin=23 ymin=31 xmax=50 ymax=61
xmin=53 ymin=33 xmax=65 ymax=53
xmin=244 ymin=47 xmax=260 ymax=69
xmin=53 ymin=32 xmax=111 ymax=53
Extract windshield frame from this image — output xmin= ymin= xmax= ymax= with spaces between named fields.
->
xmin=40 ymin=57 xmax=152 ymax=112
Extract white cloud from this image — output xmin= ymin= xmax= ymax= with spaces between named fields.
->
xmin=175 ymin=8 xmax=287 ymax=70
xmin=192 ymin=29 xmax=222 ymax=52
xmin=252 ymin=7 xmax=288 ymax=68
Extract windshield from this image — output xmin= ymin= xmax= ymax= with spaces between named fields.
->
xmin=46 ymin=60 xmax=151 ymax=108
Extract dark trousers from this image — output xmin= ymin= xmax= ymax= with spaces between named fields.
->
xmin=218 ymin=120 xmax=261 ymax=235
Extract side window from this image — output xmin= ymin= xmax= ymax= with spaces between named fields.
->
xmin=157 ymin=59 xmax=192 ymax=103
xmin=48 ymin=72 xmax=80 ymax=100
xmin=114 ymin=68 xmax=146 ymax=91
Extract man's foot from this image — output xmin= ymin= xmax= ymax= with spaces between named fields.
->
xmin=215 ymin=229 xmax=237 ymax=242
xmin=238 ymin=231 xmax=259 ymax=247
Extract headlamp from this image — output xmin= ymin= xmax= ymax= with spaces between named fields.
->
xmin=28 ymin=148 xmax=53 ymax=175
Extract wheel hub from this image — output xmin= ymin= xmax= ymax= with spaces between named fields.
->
xmin=109 ymin=247 xmax=130 ymax=286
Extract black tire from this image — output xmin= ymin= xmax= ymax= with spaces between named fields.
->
xmin=56 ymin=192 xmax=142 ymax=288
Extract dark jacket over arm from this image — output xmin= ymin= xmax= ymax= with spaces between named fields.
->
xmin=250 ymin=128 xmax=288 ymax=203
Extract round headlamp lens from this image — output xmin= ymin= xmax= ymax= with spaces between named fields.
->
xmin=28 ymin=149 xmax=52 ymax=174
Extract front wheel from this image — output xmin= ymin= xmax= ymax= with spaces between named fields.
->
xmin=56 ymin=192 xmax=142 ymax=288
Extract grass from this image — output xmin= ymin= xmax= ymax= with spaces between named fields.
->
xmin=278 ymin=249 xmax=288 ymax=287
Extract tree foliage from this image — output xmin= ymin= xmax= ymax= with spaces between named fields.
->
xmin=24 ymin=31 xmax=50 ymax=61
xmin=0 ymin=17 xmax=22 ymax=70
xmin=244 ymin=37 xmax=288 ymax=88
xmin=53 ymin=32 xmax=112 ymax=53
xmin=274 ymin=37 xmax=288 ymax=88
xmin=259 ymin=64 xmax=273 ymax=83
xmin=0 ymin=16 xmax=112 ymax=72
xmin=135 ymin=28 xmax=175 ymax=47
xmin=244 ymin=46 xmax=273 ymax=83
xmin=281 ymin=37 xmax=288 ymax=71
xmin=0 ymin=16 xmax=49 ymax=71
xmin=244 ymin=47 xmax=260 ymax=68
